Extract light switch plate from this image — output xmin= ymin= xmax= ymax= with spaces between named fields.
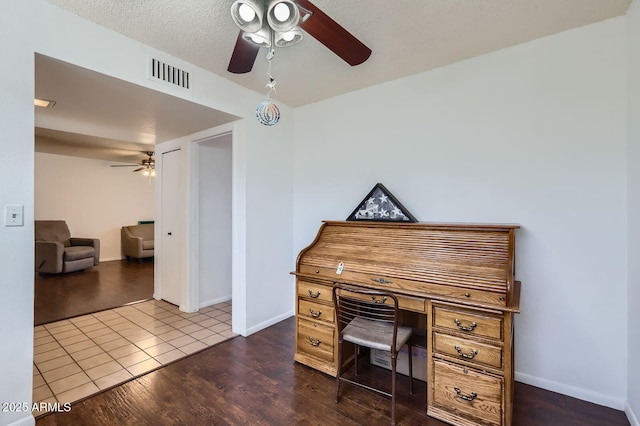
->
xmin=4 ymin=204 xmax=24 ymax=226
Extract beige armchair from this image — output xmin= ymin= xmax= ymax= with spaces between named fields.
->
xmin=35 ymin=220 xmax=100 ymax=274
xmin=121 ymin=223 xmax=154 ymax=262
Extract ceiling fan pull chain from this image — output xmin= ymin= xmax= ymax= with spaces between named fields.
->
xmin=256 ymin=47 xmax=280 ymax=126
xmin=265 ymin=48 xmax=277 ymax=99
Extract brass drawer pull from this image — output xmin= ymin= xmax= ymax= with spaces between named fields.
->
xmin=454 ymin=345 xmax=478 ymax=359
xmin=371 ymin=296 xmax=387 ymax=304
xmin=454 ymin=387 xmax=477 ymax=402
xmin=454 ymin=319 xmax=477 ymax=332
xmin=308 ymin=289 xmax=321 ymax=298
xmin=308 ymin=337 xmax=321 ymax=347
xmin=309 ymin=308 xmax=322 ymax=318
xmin=371 ymin=277 xmax=391 ymax=284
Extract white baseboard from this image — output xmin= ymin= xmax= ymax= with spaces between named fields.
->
xmin=5 ymin=414 xmax=35 ymax=426
xmin=199 ymin=295 xmax=232 ymax=309
xmin=515 ymin=372 xmax=626 ymax=410
xmin=244 ymin=311 xmax=293 ymax=336
xmin=99 ymin=257 xmax=125 ymax=262
xmin=627 ymin=403 xmax=640 ymax=426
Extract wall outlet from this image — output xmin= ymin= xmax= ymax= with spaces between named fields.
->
xmin=4 ymin=204 xmax=24 ymax=227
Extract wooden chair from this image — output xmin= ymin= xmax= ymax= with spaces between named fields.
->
xmin=333 ymin=284 xmax=413 ymax=426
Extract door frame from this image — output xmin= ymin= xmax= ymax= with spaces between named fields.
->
xmin=188 ymin=123 xmax=246 ymax=335
xmin=155 ymin=122 xmax=246 ymax=335
xmin=188 ymin=130 xmax=233 ymax=307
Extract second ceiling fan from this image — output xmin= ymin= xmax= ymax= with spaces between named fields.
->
xmin=228 ymin=0 xmax=372 ymax=74
xmin=110 ymin=151 xmax=155 ymax=176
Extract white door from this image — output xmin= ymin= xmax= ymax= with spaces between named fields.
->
xmin=160 ymin=148 xmax=182 ymax=306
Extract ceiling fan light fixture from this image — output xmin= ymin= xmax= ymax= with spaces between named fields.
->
xmin=273 ymin=3 xmax=290 ymax=21
xmin=142 ymin=168 xmax=156 ymax=177
xmin=230 ymin=0 xmax=263 ymax=33
xmin=238 ymin=4 xmax=256 ymax=21
xmin=110 ymin=151 xmax=155 ymax=179
xmin=267 ymin=0 xmax=300 ymax=32
xmin=242 ymin=26 xmax=272 ymax=48
xmin=275 ymin=28 xmax=303 ymax=47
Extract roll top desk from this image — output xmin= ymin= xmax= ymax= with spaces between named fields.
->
xmin=292 ymin=221 xmax=521 ymax=426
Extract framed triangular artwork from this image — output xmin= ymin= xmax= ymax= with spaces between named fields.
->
xmin=346 ymin=183 xmax=418 ymax=222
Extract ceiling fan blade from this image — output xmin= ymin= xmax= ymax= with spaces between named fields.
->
xmin=228 ymin=31 xmax=261 ymax=74
xmin=297 ymin=0 xmax=371 ymax=66
xmin=132 ymin=167 xmax=145 ymax=172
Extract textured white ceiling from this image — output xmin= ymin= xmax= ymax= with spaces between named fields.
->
xmin=46 ymin=0 xmax=631 ymax=107
xmin=38 ymin=0 xmax=631 ymax=162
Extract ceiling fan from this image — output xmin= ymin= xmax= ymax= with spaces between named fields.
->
xmin=227 ymin=0 xmax=372 ymax=74
xmin=110 ymin=151 xmax=155 ymax=176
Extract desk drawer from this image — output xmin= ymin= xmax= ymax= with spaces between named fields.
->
xmin=298 ymin=265 xmax=507 ymax=308
xmin=298 ymin=299 xmax=334 ymax=324
xmin=432 ymin=359 xmax=503 ymax=426
xmin=433 ymin=332 xmax=502 ymax=369
xmin=297 ymin=280 xmax=333 ymax=304
xmin=339 ymin=288 xmax=426 ymax=313
xmin=297 ymin=318 xmax=335 ymax=363
xmin=433 ymin=304 xmax=503 ymax=340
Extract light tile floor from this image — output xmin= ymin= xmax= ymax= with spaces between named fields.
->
xmin=33 ymin=299 xmax=235 ymax=415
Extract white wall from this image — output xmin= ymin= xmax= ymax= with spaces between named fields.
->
xmin=293 ymin=18 xmax=628 ymax=409
xmin=243 ymin=119 xmax=295 ymax=334
xmin=0 ymin=1 xmax=294 ymax=425
xmin=35 ymin=152 xmax=154 ymax=261
xmin=0 ymin=2 xmax=36 ymax=424
xmin=198 ymin=135 xmax=233 ymax=306
xmin=627 ymin=0 xmax=640 ymax=424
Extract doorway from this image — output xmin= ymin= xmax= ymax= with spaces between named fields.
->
xmin=154 ymin=129 xmax=235 ymax=315
xmin=33 ymin=152 xmax=156 ymax=326
xmin=196 ymin=134 xmax=233 ymax=308
xmin=191 ymin=132 xmax=233 ymax=308
xmin=31 ymin=52 xmax=242 ymax=411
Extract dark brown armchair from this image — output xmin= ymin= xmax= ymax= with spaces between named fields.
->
xmin=35 ymin=220 xmax=100 ymax=274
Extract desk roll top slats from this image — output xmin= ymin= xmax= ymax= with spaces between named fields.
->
xmin=293 ymin=221 xmax=520 ymax=426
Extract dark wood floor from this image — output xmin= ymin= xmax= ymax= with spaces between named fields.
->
xmin=36 ymin=317 xmax=630 ymax=426
xmin=34 ymin=259 xmax=154 ymax=325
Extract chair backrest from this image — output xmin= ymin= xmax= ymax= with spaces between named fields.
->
xmin=333 ymin=284 xmax=401 ymax=349
xmin=126 ymin=223 xmax=154 ymax=240
xmin=35 ymin=220 xmax=71 ymax=246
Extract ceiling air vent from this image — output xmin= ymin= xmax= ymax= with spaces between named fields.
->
xmin=150 ymin=58 xmax=189 ymax=89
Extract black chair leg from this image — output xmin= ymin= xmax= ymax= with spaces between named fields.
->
xmin=335 ymin=337 xmax=343 ymax=403
xmin=391 ymin=351 xmax=397 ymax=426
